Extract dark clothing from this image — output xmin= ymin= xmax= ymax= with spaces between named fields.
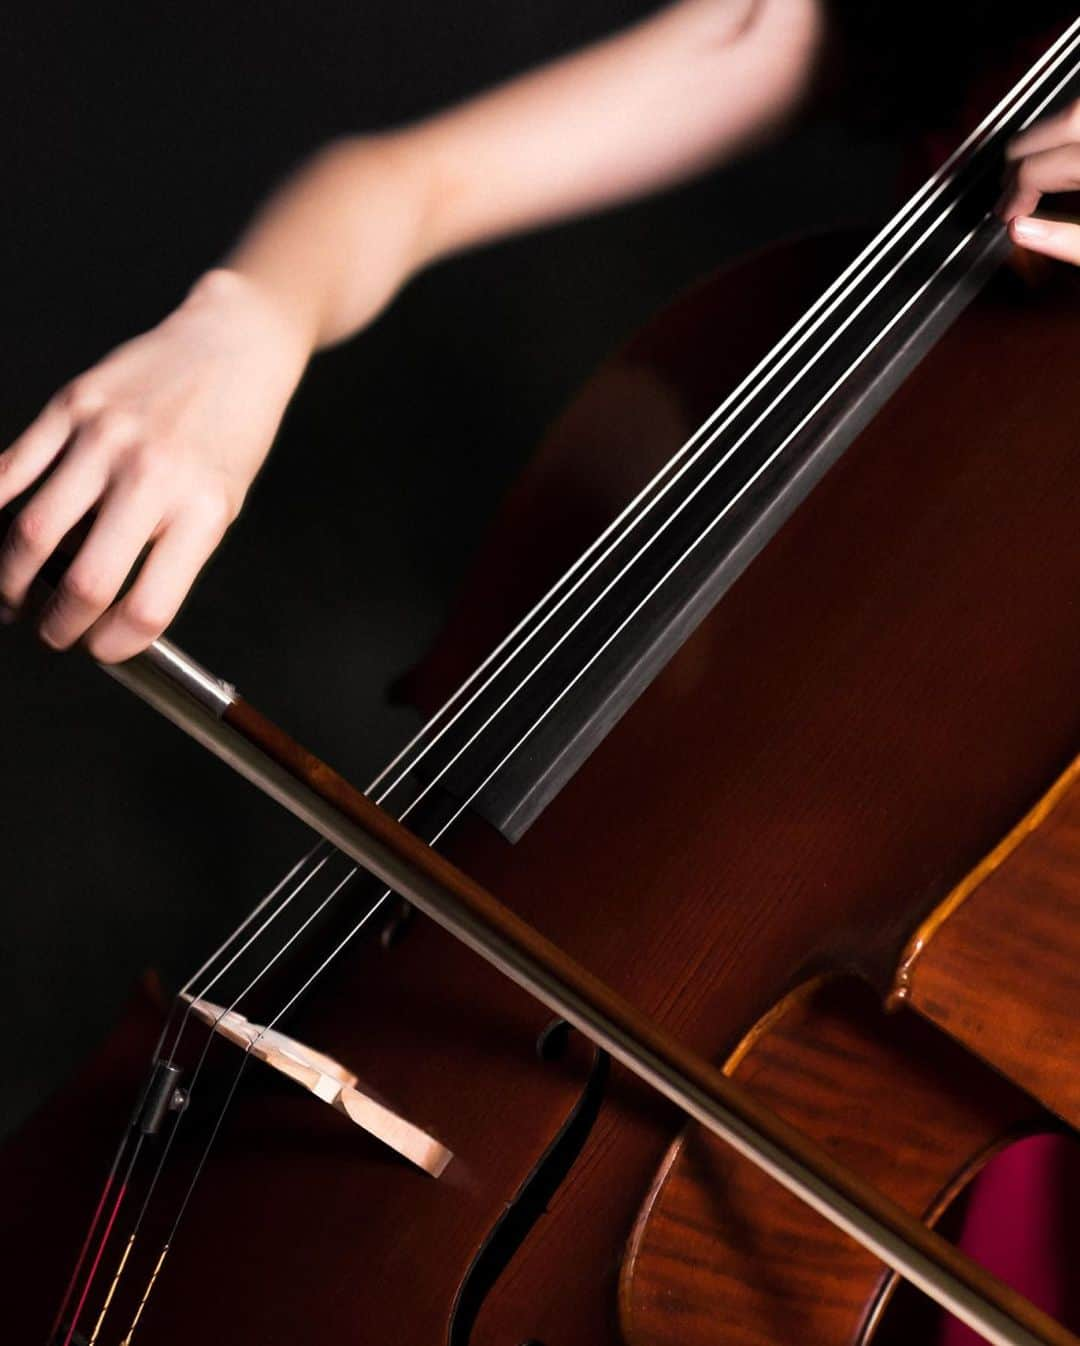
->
xmin=826 ymin=3 xmax=1078 ymax=133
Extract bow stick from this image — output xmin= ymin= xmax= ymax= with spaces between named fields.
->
xmin=98 ymin=638 xmax=1079 ymax=1346
xmin=1 ymin=527 xmax=1074 ymax=1346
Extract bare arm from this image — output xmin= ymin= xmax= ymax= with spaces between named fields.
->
xmin=233 ymin=0 xmax=826 ymax=350
xmin=1 ymin=0 xmax=825 ymax=661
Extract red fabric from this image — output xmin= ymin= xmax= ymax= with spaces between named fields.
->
xmin=941 ymin=1135 xmax=1079 ymax=1344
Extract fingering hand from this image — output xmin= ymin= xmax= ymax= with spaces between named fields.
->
xmin=1002 ymin=97 xmax=1080 ymax=264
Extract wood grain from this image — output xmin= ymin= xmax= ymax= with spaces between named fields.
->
xmin=901 ymin=760 xmax=1080 ymax=1126
xmin=620 ymin=980 xmax=1051 ymax=1346
xmin=2 ymin=236 xmax=1079 ymax=1346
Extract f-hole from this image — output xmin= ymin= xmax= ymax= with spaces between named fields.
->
xmin=448 ymin=1023 xmax=610 ymax=1345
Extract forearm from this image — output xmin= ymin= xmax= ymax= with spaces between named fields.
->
xmin=219 ymin=134 xmax=439 ymax=352
xmin=216 ymin=0 xmax=824 ymax=355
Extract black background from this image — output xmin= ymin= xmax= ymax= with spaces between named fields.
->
xmin=0 ymin=1 xmax=905 ymax=1138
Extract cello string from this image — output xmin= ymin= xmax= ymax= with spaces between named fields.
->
xmin=49 ymin=842 xmax=329 ymax=1342
xmin=52 ymin=849 xmax=334 ymax=1345
xmin=389 ymin=229 xmax=985 ymax=839
xmin=107 ymin=870 xmax=357 ymax=1345
xmin=169 ymin=22 xmax=1080 ymax=1037
xmin=226 ymin=33 xmax=1080 ymax=1012
xmin=105 ymin=865 xmax=420 ymax=1346
xmin=69 ymin=31 xmax=1080 ymax=1340
xmin=145 ymin=867 xmax=392 ymax=1259
xmin=172 ymin=27 xmax=1080 ymax=1156
xmin=245 ymin=221 xmax=997 ymax=1051
xmin=49 ymin=1148 xmax=125 ymax=1346
xmin=56 ymin=1136 xmax=145 ymax=1346
xmin=162 ymin=847 xmax=332 ymax=1063
xmin=339 ymin=34 xmax=1080 ymax=854
xmin=172 ymin=843 xmax=329 ymax=1013
xmin=67 ymin=861 xmax=360 ymax=1346
xmin=361 ymin=204 xmax=981 ymax=833
xmin=102 ymin=185 xmax=1044 ymax=1346
xmin=112 ymin=862 xmax=356 ymax=1244
xmin=345 ymin=33 xmax=1080 ymax=883
xmin=362 ymin=15 xmax=1080 ymax=809
xmin=395 ymin=21 xmax=1080 ymax=821
xmin=134 ymin=51 xmax=1074 ymax=1289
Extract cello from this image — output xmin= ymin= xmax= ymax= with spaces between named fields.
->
xmin=1 ymin=14 xmax=1080 ymax=1346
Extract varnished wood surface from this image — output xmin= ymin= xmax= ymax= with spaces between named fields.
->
xmin=903 ymin=758 xmax=1080 ymax=1127
xmin=620 ymin=980 xmax=1049 ymax=1346
xmin=1 ymin=236 xmax=1078 ymax=1344
xmin=218 ymin=700 xmax=1077 ymax=1346
xmin=426 ymin=243 xmax=1080 ymax=1344
xmin=0 ymin=915 xmax=600 ymax=1344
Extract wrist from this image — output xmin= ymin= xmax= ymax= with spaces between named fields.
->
xmin=183 ymin=267 xmax=316 ymax=380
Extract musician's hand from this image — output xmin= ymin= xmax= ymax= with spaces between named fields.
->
xmin=0 ymin=269 xmax=309 ymax=662
xmin=1001 ymin=98 xmax=1080 ymax=264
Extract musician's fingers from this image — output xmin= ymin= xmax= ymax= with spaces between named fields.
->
xmin=0 ymin=425 xmax=120 ymax=612
xmin=0 ymin=400 xmax=76 ymax=510
xmin=999 ymin=143 xmax=1080 ymax=219
xmin=1006 ymin=98 xmax=1080 ymax=161
xmin=1009 ymin=214 xmax=1080 ymax=265
xmin=36 ymin=477 xmax=166 ymax=650
xmin=85 ymin=507 xmax=227 ymax=664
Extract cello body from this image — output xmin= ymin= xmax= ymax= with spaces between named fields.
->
xmin=2 ymin=229 xmax=1079 ymax=1345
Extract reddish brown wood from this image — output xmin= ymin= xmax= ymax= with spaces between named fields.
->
xmin=0 ymin=913 xmax=600 ymax=1344
xmin=425 ymin=243 xmax=1080 ymax=1346
xmin=899 ymin=757 xmax=1080 ymax=1128
xmin=1 ymin=235 xmax=1079 ymax=1345
xmin=220 ymin=695 xmax=1041 ymax=1336
xmin=620 ymin=980 xmax=1050 ymax=1346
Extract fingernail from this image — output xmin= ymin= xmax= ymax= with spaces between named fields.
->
xmin=1011 ymin=216 xmax=1049 ymax=242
